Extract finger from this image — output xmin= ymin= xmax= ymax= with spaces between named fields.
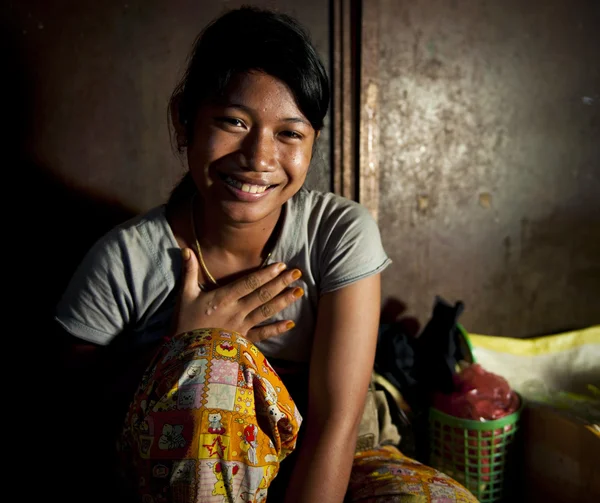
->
xmin=225 ymin=262 xmax=288 ymax=301
xmin=241 ymin=268 xmax=302 ymax=313
xmin=181 ymin=248 xmax=200 ymax=299
xmin=246 ymin=320 xmax=296 ymax=343
xmin=246 ymin=287 xmax=304 ymax=327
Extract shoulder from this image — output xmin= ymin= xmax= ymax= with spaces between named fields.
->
xmin=112 ymin=205 xmax=170 ymax=246
xmin=290 ymin=188 xmax=374 ymax=232
xmin=70 ymin=205 xmax=177 ymax=290
xmin=288 ymin=190 xmax=389 ymax=293
xmin=55 ymin=205 xmax=179 ymax=345
xmin=93 ymin=206 xmax=172 ymax=261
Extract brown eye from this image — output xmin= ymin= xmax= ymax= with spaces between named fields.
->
xmin=217 ymin=117 xmax=245 ymax=128
xmin=281 ymin=130 xmax=302 ymax=140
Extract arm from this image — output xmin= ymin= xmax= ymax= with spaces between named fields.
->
xmin=285 ymin=274 xmax=381 ymax=503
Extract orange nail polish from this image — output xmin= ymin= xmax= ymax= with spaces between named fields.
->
xmin=293 ymin=287 xmax=304 ymax=298
xmin=291 ymin=269 xmax=302 ymax=280
xmin=286 ymin=321 xmax=295 ymax=330
xmin=277 ymin=262 xmax=287 ymax=272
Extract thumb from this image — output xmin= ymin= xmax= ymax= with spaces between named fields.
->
xmin=181 ymin=248 xmax=200 ymax=298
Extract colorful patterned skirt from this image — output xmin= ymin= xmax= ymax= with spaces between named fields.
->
xmin=118 ymin=329 xmax=478 ymax=503
xmin=348 ymin=445 xmax=480 ymax=502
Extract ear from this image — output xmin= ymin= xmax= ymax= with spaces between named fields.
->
xmin=170 ymin=94 xmax=187 ymax=149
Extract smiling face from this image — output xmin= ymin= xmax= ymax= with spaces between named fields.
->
xmin=185 ymin=71 xmax=318 ymax=225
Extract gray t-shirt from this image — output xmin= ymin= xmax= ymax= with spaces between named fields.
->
xmin=55 ymin=188 xmax=391 ymax=363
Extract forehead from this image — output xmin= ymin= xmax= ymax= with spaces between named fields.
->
xmin=219 ymin=71 xmax=306 ymax=120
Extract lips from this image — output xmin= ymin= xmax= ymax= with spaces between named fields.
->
xmin=222 ymin=174 xmax=272 ymax=194
xmin=219 ymin=173 xmax=279 ymax=202
xmin=218 ymin=173 xmax=279 ymax=201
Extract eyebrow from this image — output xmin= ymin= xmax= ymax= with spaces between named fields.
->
xmin=282 ymin=117 xmax=311 ymax=126
xmin=225 ymin=103 xmax=311 ymax=127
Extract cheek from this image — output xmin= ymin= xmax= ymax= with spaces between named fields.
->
xmin=188 ymin=129 xmax=234 ymax=170
xmin=286 ymin=146 xmax=313 ymax=179
xmin=187 ymin=139 xmax=211 ymax=171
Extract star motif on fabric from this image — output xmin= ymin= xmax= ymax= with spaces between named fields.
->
xmin=203 ymin=436 xmax=226 ymax=457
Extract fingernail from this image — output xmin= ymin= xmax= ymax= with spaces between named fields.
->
xmin=286 ymin=321 xmax=295 ymax=330
xmin=276 ymin=262 xmax=287 ymax=272
xmin=291 ymin=269 xmax=302 ymax=280
xmin=292 ymin=287 xmax=304 ymax=298
xmin=182 ymin=248 xmax=191 ymax=261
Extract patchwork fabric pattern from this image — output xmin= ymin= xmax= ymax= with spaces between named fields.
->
xmin=118 ymin=329 xmax=301 ymax=503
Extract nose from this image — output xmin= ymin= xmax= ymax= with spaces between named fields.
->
xmin=242 ymin=129 xmax=277 ymax=172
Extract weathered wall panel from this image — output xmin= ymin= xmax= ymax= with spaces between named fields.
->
xmin=373 ymin=0 xmax=599 ymax=335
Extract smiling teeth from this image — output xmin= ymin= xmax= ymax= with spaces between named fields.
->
xmin=224 ymin=176 xmax=268 ymax=194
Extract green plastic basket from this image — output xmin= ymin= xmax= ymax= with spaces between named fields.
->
xmin=428 ymin=402 xmax=522 ymax=503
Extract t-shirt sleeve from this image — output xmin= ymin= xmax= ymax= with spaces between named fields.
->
xmin=318 ymin=201 xmax=391 ymax=294
xmin=55 ymin=228 xmax=138 ymax=345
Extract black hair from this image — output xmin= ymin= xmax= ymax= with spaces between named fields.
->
xmin=168 ymin=6 xmax=330 ymax=205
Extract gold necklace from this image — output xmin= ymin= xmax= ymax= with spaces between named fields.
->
xmin=190 ymin=194 xmax=272 ymax=290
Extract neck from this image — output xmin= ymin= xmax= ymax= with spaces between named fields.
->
xmin=194 ymin=198 xmax=282 ymax=264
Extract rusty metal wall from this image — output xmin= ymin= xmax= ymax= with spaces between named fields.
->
xmin=374 ymin=0 xmax=600 ymax=336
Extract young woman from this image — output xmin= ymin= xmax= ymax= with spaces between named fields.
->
xmin=57 ymin=7 xmax=478 ymax=503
